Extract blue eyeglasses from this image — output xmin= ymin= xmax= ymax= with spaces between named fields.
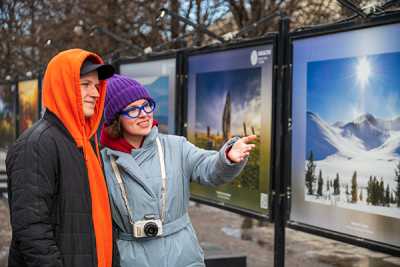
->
xmin=120 ymin=100 xmax=156 ymax=119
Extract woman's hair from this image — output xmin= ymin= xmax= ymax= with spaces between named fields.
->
xmin=106 ymin=118 xmax=123 ymax=139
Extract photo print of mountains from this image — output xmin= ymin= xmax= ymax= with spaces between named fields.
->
xmin=305 ymin=51 xmax=400 ymax=219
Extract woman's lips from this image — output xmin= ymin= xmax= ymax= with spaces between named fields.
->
xmin=137 ymin=120 xmax=150 ymax=127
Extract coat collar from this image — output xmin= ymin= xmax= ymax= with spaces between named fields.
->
xmin=104 ymin=127 xmax=159 ymax=158
xmin=131 ymin=127 xmax=159 ymax=157
xmin=43 ymin=110 xmax=76 ymax=143
xmin=103 ymin=127 xmax=160 ymax=199
xmin=104 ymin=148 xmax=156 ymax=198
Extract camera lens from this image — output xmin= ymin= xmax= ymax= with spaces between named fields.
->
xmin=144 ymin=222 xmax=159 ymax=237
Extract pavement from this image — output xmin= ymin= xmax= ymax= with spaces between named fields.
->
xmin=0 ymin=198 xmax=398 ymax=267
xmin=189 ymin=202 xmax=400 ymax=267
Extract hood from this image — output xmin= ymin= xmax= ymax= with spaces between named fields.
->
xmin=42 ymin=48 xmax=106 ymax=147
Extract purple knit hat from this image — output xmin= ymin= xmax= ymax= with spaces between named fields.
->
xmin=104 ymin=74 xmax=154 ymax=125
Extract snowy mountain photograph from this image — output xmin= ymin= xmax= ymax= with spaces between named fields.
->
xmin=305 ymin=51 xmax=400 ymax=219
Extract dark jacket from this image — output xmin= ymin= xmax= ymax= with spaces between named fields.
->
xmin=6 ymin=111 xmax=119 ymax=267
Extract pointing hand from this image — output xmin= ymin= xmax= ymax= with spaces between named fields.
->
xmin=227 ymin=135 xmax=257 ymax=163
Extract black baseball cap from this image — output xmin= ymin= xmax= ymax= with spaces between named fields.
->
xmin=80 ymin=59 xmax=115 ymax=80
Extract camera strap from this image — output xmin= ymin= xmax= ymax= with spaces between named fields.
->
xmin=110 ymin=154 xmax=135 ymax=225
xmin=109 ymin=137 xmax=167 ymax=224
xmin=156 ymin=137 xmax=167 ymax=222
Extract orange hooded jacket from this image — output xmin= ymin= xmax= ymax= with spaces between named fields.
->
xmin=42 ymin=49 xmax=112 ymax=267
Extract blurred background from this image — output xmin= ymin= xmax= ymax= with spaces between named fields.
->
xmin=0 ymin=0 xmax=391 ymax=80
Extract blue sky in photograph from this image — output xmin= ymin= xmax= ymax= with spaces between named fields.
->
xmin=195 ymin=67 xmax=261 ymax=133
xmin=307 ymin=51 xmax=400 ymax=123
xmin=142 ymin=76 xmax=169 ymax=125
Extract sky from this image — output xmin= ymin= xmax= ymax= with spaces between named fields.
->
xmin=195 ymin=67 xmax=261 ymax=134
xmin=135 ymin=76 xmax=169 ymax=125
xmin=307 ymin=51 xmax=400 ymax=124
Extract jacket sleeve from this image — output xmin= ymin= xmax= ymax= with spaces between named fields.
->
xmin=181 ymin=136 xmax=247 ymax=186
xmin=6 ymin=132 xmax=63 ymax=267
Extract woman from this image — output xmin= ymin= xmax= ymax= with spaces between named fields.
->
xmin=100 ymin=74 xmax=256 ymax=267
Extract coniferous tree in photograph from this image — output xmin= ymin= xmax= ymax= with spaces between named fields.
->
xmin=359 ymin=188 xmax=363 ymax=202
xmin=351 ymin=171 xmax=357 ymax=203
xmin=369 ymin=177 xmax=374 ymax=205
xmin=395 ymin=161 xmax=400 ymax=207
xmin=333 ymin=173 xmax=340 ymax=195
xmin=345 ymin=184 xmax=350 ymax=202
xmin=367 ymin=176 xmax=372 ymax=204
xmin=317 ymin=170 xmax=323 ymax=197
xmin=385 ymin=185 xmax=390 ymax=207
xmin=333 ymin=176 xmax=337 ymax=195
xmin=375 ymin=183 xmax=378 ymax=204
xmin=372 ymin=176 xmax=378 ymax=206
xmin=371 ymin=177 xmax=376 ymax=205
xmin=305 ymin=151 xmax=316 ymax=195
xmin=379 ymin=178 xmax=384 ymax=206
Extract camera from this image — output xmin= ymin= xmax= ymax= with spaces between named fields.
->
xmin=133 ymin=215 xmax=163 ymax=238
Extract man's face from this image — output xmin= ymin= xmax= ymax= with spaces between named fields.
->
xmin=80 ymin=71 xmax=100 ymax=118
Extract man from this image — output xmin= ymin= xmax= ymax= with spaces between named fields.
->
xmin=6 ymin=49 xmax=117 ymax=267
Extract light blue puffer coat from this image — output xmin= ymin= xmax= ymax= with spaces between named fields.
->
xmin=101 ymin=127 xmax=246 ymax=267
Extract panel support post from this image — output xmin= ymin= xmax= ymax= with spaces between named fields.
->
xmin=273 ymin=14 xmax=291 ymax=267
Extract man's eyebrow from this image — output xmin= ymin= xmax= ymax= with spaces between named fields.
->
xmin=80 ymin=79 xmax=97 ymax=83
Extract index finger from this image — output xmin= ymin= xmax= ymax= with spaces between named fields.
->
xmin=241 ymin=135 xmax=257 ymax=143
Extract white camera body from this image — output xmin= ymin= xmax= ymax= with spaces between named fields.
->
xmin=133 ymin=216 xmax=163 ymax=238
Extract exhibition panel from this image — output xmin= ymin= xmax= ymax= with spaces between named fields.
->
xmin=187 ymin=38 xmax=276 ymax=218
xmin=290 ymin=16 xmax=400 ymax=250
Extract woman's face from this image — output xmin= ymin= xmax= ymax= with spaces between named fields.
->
xmin=119 ymin=99 xmax=154 ymax=137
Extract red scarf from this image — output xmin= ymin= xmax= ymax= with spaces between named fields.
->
xmin=100 ymin=120 xmax=158 ymax=153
